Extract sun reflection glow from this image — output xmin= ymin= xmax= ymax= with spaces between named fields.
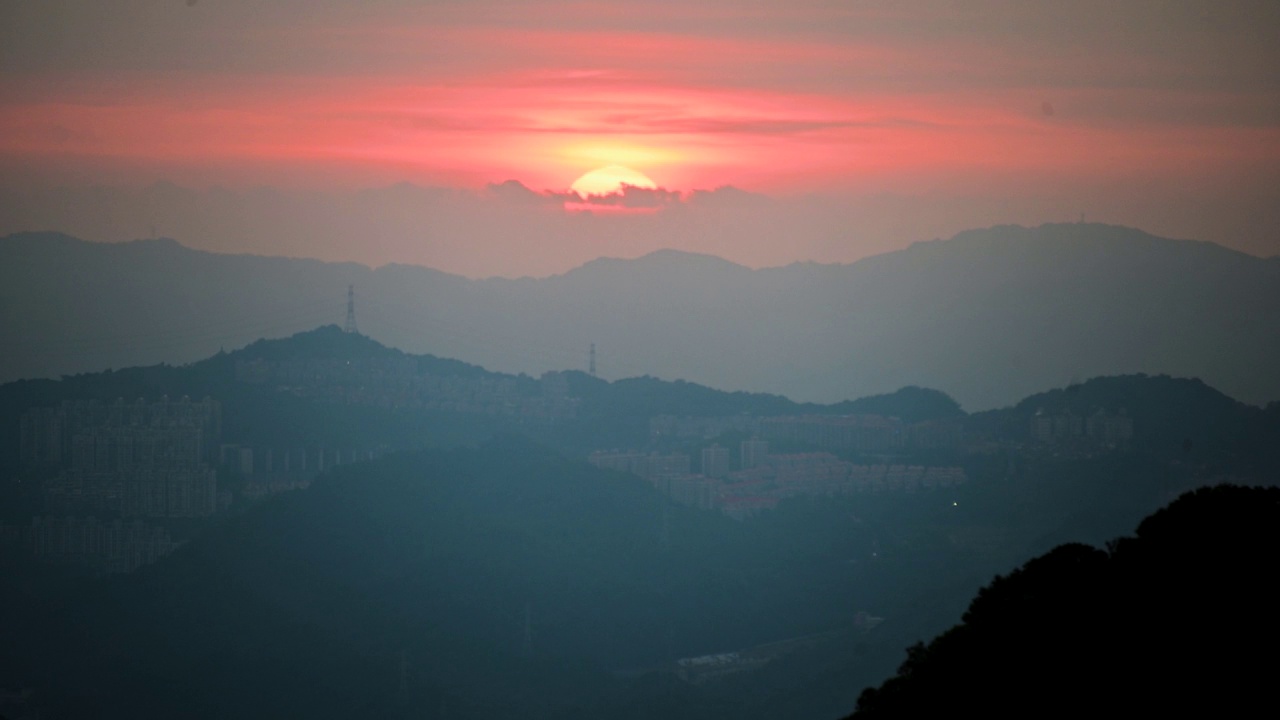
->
xmin=569 ymin=165 xmax=658 ymax=197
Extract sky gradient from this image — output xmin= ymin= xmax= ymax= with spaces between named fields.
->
xmin=2 ymin=0 xmax=1279 ymax=276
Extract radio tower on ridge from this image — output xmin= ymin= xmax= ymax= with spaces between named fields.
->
xmin=589 ymin=343 xmax=596 ymax=376
xmin=344 ymin=284 xmax=358 ymax=334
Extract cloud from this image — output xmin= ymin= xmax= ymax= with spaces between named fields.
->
xmin=5 ymin=172 xmax=1280 ymax=280
xmin=486 ymin=179 xmax=563 ymax=204
xmin=489 ymin=179 xmax=685 ymax=210
xmin=686 ymin=185 xmax=772 ymax=208
xmin=574 ymin=184 xmax=683 ymax=208
xmin=488 ymin=181 xmax=769 ymax=213
xmin=1 ymin=0 xmax=1278 ymax=265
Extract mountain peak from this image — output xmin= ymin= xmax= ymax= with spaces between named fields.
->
xmin=567 ymin=248 xmax=750 ymax=278
xmin=232 ymin=325 xmax=400 ymax=363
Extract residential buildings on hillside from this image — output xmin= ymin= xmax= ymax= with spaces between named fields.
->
xmin=22 ymin=397 xmax=221 ymax=518
xmin=235 ymin=358 xmax=579 ymax=421
xmin=590 ymin=448 xmax=966 ymax=520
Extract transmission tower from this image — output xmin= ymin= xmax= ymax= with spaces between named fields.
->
xmin=344 ymin=284 xmax=358 ymax=334
xmin=589 ymin=343 xmax=596 ymax=376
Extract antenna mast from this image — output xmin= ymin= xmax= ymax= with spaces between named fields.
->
xmin=589 ymin=343 xmax=596 ymax=376
xmin=344 ymin=284 xmax=358 ymax=334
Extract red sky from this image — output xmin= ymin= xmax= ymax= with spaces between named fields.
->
xmin=2 ymin=0 xmax=1279 ymax=275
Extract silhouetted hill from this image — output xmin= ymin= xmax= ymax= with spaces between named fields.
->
xmin=848 ymin=484 xmax=1280 ymax=717
xmin=233 ymin=323 xmax=393 ymax=361
xmin=0 ymin=326 xmax=500 ymax=481
xmin=975 ymin=374 xmax=1280 ymax=471
xmin=5 ymin=224 xmax=1279 ymax=409
xmin=0 ymin=325 xmax=969 ymax=484
xmin=831 ymin=387 xmax=964 ymax=424
xmin=226 ymin=324 xmax=492 ymax=378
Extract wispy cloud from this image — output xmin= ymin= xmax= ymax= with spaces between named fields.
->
xmin=1 ymin=1 xmax=1278 ymax=263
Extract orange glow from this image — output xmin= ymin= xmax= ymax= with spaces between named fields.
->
xmin=569 ymin=165 xmax=657 ymax=196
xmin=1 ymin=21 xmax=1277 ymax=201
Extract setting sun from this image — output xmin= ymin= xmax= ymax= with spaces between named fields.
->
xmin=569 ymin=165 xmax=658 ymax=197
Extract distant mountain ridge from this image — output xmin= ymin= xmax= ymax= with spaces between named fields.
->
xmin=3 ymin=223 xmax=1278 ymax=410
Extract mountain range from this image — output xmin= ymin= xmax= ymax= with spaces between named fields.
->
xmin=3 ymin=322 xmax=1279 ymax=718
xmin=3 ymin=223 xmax=1278 ymax=410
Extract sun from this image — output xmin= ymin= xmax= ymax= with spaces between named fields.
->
xmin=569 ymin=165 xmax=657 ymax=197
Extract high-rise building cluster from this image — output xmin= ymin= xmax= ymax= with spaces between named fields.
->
xmin=649 ymin=413 xmax=965 ymax=453
xmin=758 ymin=415 xmax=907 ymax=454
xmin=588 ymin=450 xmax=692 ymax=480
xmin=0 ymin=516 xmax=175 ymax=575
xmin=700 ymin=444 xmax=731 ymax=479
xmin=1031 ymin=408 xmax=1134 ymax=445
xmin=216 ymin=443 xmax=386 ymax=501
xmin=590 ymin=444 xmax=966 ymax=520
xmin=21 ymin=397 xmax=221 ymax=518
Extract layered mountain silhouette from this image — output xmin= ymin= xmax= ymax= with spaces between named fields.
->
xmin=3 ymin=325 xmax=1279 ymax=718
xmin=4 ymin=223 xmax=1278 ymax=410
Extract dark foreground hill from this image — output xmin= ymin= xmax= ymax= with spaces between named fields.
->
xmin=849 ymin=484 xmax=1280 ymax=717
xmin=4 ymin=223 xmax=1279 ymax=410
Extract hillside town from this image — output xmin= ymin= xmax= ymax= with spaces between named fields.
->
xmin=3 ymin=335 xmax=1138 ymax=576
